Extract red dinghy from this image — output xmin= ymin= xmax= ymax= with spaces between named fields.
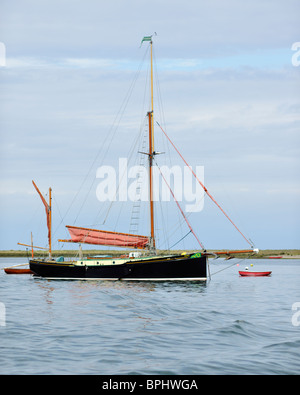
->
xmin=239 ymin=271 xmax=272 ymax=277
xmin=4 ymin=268 xmax=33 ymax=274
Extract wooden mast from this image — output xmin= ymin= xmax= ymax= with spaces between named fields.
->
xmin=32 ymin=180 xmax=52 ymax=259
xmin=140 ymin=35 xmax=156 ymax=253
xmin=148 ymin=37 xmax=155 ymax=253
xmin=31 ymin=232 xmax=34 ymax=258
xmin=49 ymin=186 xmax=52 ymax=258
xmin=150 ymin=38 xmax=154 ymax=150
xmin=148 ymin=111 xmax=155 ymax=252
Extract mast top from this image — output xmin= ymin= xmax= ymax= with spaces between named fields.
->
xmin=140 ymin=32 xmax=157 ymax=46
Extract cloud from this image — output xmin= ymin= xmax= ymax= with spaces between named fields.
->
xmin=0 ymin=0 xmax=299 ymax=250
xmin=1 ymin=0 xmax=299 ymax=58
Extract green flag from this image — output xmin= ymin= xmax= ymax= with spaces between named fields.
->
xmin=140 ymin=36 xmax=152 ymax=46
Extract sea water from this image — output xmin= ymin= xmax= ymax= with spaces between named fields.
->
xmin=0 ymin=257 xmax=299 ymax=375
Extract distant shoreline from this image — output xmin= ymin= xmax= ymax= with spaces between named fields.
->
xmin=0 ymin=249 xmax=299 ymax=259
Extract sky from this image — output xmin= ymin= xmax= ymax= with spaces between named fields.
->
xmin=0 ymin=0 xmax=299 ymax=252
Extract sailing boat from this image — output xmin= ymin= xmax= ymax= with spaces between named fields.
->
xmin=29 ymin=36 xmax=257 ymax=280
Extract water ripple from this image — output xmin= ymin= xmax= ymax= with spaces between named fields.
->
xmin=1 ymin=258 xmax=300 ymax=374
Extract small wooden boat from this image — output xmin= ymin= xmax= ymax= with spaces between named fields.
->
xmin=239 ymin=271 xmax=272 ymax=277
xmin=3 ymin=263 xmax=33 ymax=274
xmin=4 ymin=268 xmax=33 ymax=274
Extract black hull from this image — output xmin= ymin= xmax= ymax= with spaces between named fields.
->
xmin=29 ymin=255 xmax=207 ymax=281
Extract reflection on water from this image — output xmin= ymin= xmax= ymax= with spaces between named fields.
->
xmin=1 ymin=258 xmax=299 ymax=375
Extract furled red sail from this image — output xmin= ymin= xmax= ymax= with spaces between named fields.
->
xmin=65 ymin=225 xmax=149 ymax=249
xmin=32 ymin=180 xmax=51 ymax=243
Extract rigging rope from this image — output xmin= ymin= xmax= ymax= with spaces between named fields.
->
xmin=210 ymin=255 xmax=251 ymax=276
xmin=169 ymin=230 xmax=192 ymax=250
xmin=63 ymin=48 xmax=150 ymax=228
xmin=155 ymin=120 xmax=253 ymax=248
xmin=154 ymin=158 xmax=205 ymax=250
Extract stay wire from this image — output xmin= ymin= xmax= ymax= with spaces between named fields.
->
xmin=210 ymin=255 xmax=252 ymax=276
xmin=69 ymin=47 xmax=150 ymax=226
xmin=155 ymin=120 xmax=253 ymax=248
xmin=154 ymin=157 xmax=205 ymax=250
xmin=169 ymin=230 xmax=192 ymax=250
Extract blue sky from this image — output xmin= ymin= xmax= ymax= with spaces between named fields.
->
xmin=0 ymin=0 xmax=299 ymax=251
